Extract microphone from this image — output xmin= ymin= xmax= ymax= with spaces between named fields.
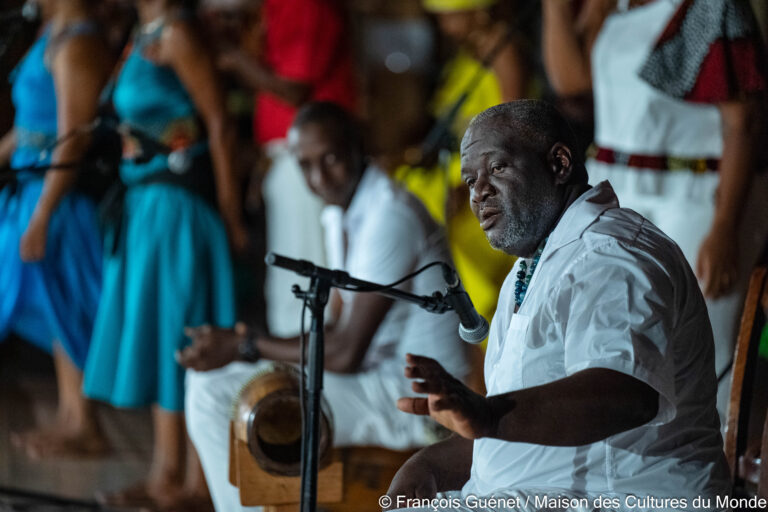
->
xmin=265 ymin=252 xmax=320 ymax=277
xmin=265 ymin=252 xmax=489 ymax=342
xmin=442 ymin=267 xmax=489 ymax=344
xmin=265 ymin=252 xmax=352 ymax=285
xmin=111 ymin=120 xmax=192 ymax=174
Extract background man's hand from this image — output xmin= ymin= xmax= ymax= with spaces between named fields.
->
xmin=177 ymin=322 xmax=248 ymax=371
xmin=397 ymin=354 xmax=494 ymax=439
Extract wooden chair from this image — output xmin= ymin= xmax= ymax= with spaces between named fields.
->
xmin=725 ymin=266 xmax=768 ymax=497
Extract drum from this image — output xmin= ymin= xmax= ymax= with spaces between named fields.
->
xmin=231 ymin=362 xmax=334 ymax=476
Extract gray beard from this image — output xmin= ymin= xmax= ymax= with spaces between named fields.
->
xmin=486 ymin=195 xmax=560 ymax=256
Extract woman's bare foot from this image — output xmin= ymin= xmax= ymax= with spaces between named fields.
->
xmin=156 ymin=490 xmax=214 ymax=512
xmin=11 ymin=422 xmax=109 ymax=459
xmin=12 ymin=398 xmax=109 ymax=460
xmin=95 ymin=479 xmax=187 ymax=510
xmin=12 ymin=344 xmax=109 ymax=459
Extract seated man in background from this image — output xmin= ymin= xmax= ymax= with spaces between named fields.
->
xmin=204 ymin=0 xmax=357 ymax=339
xmin=386 ymin=100 xmax=729 ymax=511
xmin=179 ymin=102 xmax=471 ymax=512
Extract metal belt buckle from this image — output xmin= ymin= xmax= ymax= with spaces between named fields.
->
xmin=693 ymin=158 xmax=708 ymax=173
xmin=667 ymin=156 xmax=687 ymax=171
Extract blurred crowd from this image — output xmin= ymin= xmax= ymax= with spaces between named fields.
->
xmin=1 ymin=0 xmax=768 ymax=510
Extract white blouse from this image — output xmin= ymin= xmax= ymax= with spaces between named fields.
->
xmin=591 ymin=0 xmax=723 ymax=157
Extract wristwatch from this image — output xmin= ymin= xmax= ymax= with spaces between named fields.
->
xmin=238 ymin=328 xmax=261 ymax=363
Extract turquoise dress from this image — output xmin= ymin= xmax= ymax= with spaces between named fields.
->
xmin=0 ymin=27 xmax=102 ymax=369
xmin=83 ymin=24 xmax=236 ymax=412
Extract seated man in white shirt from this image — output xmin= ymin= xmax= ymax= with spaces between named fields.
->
xmin=386 ymin=100 xmax=730 ymax=512
xmin=178 ymin=102 xmax=471 ymax=512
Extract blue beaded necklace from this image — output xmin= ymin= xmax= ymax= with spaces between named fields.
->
xmin=514 ymin=237 xmax=548 ymax=308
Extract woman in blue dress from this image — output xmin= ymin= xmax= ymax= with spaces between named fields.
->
xmin=82 ymin=0 xmax=247 ymax=507
xmin=0 ymin=0 xmax=111 ymax=458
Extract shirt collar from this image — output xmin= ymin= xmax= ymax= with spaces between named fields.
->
xmin=543 ymin=181 xmax=619 ymax=256
xmin=342 ymin=166 xmax=383 ymax=232
xmin=320 ymin=165 xmax=384 ymax=236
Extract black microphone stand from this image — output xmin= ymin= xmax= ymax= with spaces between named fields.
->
xmin=265 ymin=253 xmax=458 ymax=512
xmin=292 ymin=275 xmax=330 ymax=512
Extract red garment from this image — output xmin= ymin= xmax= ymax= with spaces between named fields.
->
xmin=254 ymin=0 xmax=357 ymax=144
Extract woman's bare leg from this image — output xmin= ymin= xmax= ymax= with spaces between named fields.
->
xmin=177 ymin=435 xmax=214 ymax=511
xmin=97 ymin=405 xmax=188 ymax=509
xmin=12 ymin=343 xmax=108 ymax=458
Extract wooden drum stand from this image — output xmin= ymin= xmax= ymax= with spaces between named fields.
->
xmin=228 ymin=362 xmax=414 ymax=512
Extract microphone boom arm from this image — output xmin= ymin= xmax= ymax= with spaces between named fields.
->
xmin=265 ymin=252 xmax=454 ymax=314
xmin=266 ymin=251 xmax=486 ymax=512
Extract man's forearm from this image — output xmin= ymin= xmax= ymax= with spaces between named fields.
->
xmin=254 ymin=335 xmax=301 ymax=364
xmin=254 ymin=333 xmax=359 ymax=373
xmin=486 ymin=368 xmax=659 ymax=446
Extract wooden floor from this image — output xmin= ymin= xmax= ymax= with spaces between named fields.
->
xmin=0 ymin=338 xmax=153 ymax=511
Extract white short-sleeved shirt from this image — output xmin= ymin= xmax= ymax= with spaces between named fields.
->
xmin=462 ymin=182 xmax=729 ymax=500
xmin=320 ymin=167 xmax=470 ymax=379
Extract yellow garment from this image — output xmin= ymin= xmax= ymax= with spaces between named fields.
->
xmin=431 ymin=50 xmax=503 ymax=136
xmin=422 ymin=0 xmax=497 ymax=13
xmin=395 ymin=52 xmax=516 ymax=346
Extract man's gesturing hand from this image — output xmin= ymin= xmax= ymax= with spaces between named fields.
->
xmin=177 ymin=322 xmax=248 ymax=371
xmin=397 ymin=353 xmax=494 ymax=439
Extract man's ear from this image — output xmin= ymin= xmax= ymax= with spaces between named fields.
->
xmin=548 ymin=143 xmax=574 ymax=185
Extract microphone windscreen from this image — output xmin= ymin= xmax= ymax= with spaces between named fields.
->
xmin=458 ymin=317 xmax=489 ymax=344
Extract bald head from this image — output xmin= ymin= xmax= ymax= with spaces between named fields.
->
xmin=459 ymin=100 xmax=591 ymax=257
xmin=462 ymin=100 xmax=587 ymax=184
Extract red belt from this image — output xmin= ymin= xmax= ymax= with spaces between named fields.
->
xmin=591 ymin=146 xmax=719 ymax=173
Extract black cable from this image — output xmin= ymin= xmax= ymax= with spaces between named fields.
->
xmin=0 ymin=119 xmax=104 ymax=179
xmin=38 ymin=118 xmax=101 ymax=157
xmin=335 ymin=260 xmax=450 ymax=293
xmin=0 ymin=161 xmax=83 ymax=177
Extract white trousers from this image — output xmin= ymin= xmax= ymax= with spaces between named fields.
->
xmin=186 ymin=361 xmax=434 ymax=512
xmin=262 ymin=142 xmax=327 ymax=337
xmin=588 ymin=165 xmax=768 ymax=428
